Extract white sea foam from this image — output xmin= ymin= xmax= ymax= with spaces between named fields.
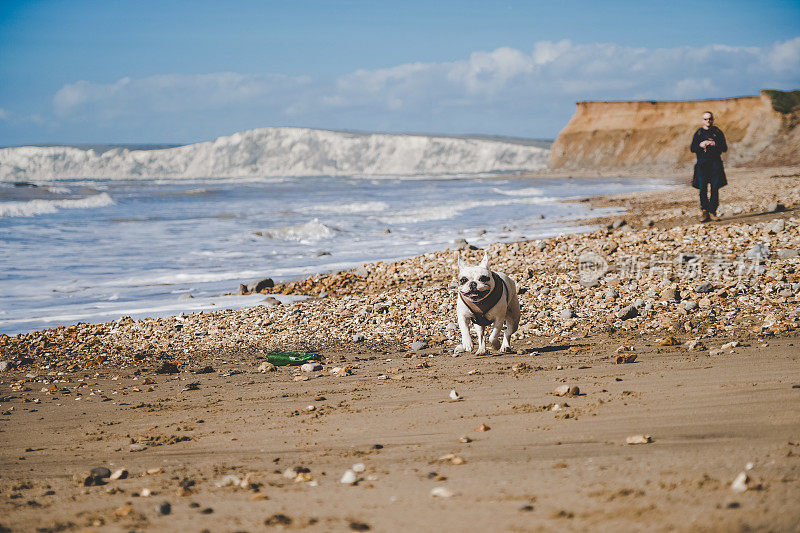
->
xmin=307 ymin=201 xmax=389 ymax=214
xmin=260 ymin=218 xmax=339 ymax=243
xmin=0 ymin=127 xmax=549 ymax=180
xmin=491 ymin=186 xmax=544 ymax=196
xmin=378 ymin=196 xmax=556 ymax=224
xmin=0 ymin=193 xmax=114 ymax=218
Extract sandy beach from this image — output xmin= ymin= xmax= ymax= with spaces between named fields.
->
xmin=2 ymin=167 xmax=800 ymax=532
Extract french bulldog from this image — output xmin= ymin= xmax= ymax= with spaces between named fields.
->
xmin=455 ymin=252 xmax=520 ymax=355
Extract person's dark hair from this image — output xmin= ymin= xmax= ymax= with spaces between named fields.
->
xmin=703 ymin=111 xmax=714 ymax=119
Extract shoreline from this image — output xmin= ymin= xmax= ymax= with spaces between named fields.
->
xmin=1 ymin=165 xmax=799 ymax=531
xmin=0 ymin=172 xmax=671 ymax=337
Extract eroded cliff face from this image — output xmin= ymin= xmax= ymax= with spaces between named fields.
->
xmin=548 ymin=90 xmax=799 ymax=171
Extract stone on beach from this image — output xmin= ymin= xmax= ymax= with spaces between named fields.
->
xmin=430 ymin=487 xmax=454 ymax=498
xmin=554 ymin=385 xmax=580 ymax=397
xmin=340 ymin=469 xmax=358 ymax=485
xmin=258 ymin=361 xmax=277 ymax=372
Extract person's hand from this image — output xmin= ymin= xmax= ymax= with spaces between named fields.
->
xmin=706 ymin=140 xmax=715 ymax=147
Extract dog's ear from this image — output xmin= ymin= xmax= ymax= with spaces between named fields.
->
xmin=479 ymin=252 xmax=489 ymax=269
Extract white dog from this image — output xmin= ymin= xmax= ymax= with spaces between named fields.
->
xmin=455 ymin=252 xmax=520 ymax=355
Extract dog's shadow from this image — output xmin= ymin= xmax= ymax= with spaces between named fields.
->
xmin=531 ymin=344 xmax=572 ymax=354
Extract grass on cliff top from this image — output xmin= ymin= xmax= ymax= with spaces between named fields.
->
xmin=764 ymin=89 xmax=800 ymax=113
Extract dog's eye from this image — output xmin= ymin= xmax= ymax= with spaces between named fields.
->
xmin=479 ymin=275 xmax=490 ymax=282
xmin=459 ymin=277 xmax=468 ymax=284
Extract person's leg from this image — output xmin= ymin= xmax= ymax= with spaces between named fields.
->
xmin=709 ymin=174 xmax=720 ymax=216
xmin=698 ymin=167 xmax=711 ymax=221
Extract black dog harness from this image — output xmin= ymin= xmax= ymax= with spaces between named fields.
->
xmin=460 ymin=272 xmax=508 ymax=327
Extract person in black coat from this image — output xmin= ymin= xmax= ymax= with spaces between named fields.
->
xmin=690 ymin=111 xmax=727 ymax=222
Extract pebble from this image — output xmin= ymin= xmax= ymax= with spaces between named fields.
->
xmin=352 ymin=333 xmax=366 ymax=342
xmin=352 ymin=463 xmax=366 ymax=473
xmin=475 ymin=423 xmax=491 ymax=432
xmin=331 ymin=366 xmax=353 ymax=377
xmin=694 ymin=281 xmax=714 ymax=293
xmin=129 ymin=444 xmax=147 ymax=452
xmin=156 ymin=502 xmax=171 ymax=515
xmin=686 ymin=340 xmax=706 ymax=351
xmin=430 ymin=487 xmax=454 ymax=498
xmin=300 ymin=363 xmax=323 ymax=372
xmin=616 ymin=305 xmax=638 ymax=320
xmin=767 ymin=219 xmax=786 ymax=233
xmin=215 ymin=474 xmax=241 ymax=487
xmin=554 ymin=385 xmax=580 ymax=396
xmin=730 ymin=471 xmax=749 ymax=492
xmin=560 ymin=308 xmax=575 ymax=320
xmin=438 ymin=453 xmax=466 ymax=465
xmin=0 ymin=361 xmax=11 ymax=372
xmin=110 ymin=468 xmax=128 ymax=480
xmin=410 ymin=341 xmax=428 ymax=351
xmin=661 ymin=287 xmax=680 ymax=301
xmin=258 ymin=361 xmax=277 ymax=373
xmin=90 ymin=467 xmax=111 ymax=480
xmin=625 ymin=435 xmax=652 ymax=445
xmin=746 ymin=243 xmax=770 ymax=259
xmin=140 ymin=488 xmax=152 ymax=497
xmin=449 ymin=389 xmax=461 ymax=401
xmin=777 ymin=249 xmax=798 ymax=259
xmin=684 ymin=301 xmax=698 ymax=311
xmin=340 ymin=470 xmax=358 ymax=485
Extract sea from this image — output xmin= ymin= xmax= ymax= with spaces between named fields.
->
xmin=0 ymin=172 xmax=675 ymax=335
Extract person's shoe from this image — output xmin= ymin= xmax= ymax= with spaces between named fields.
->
xmin=708 ymin=211 xmax=719 ymax=221
xmin=700 ymin=209 xmax=710 ymax=222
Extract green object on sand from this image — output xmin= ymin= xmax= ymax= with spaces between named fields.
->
xmin=265 ymin=350 xmax=319 ymax=366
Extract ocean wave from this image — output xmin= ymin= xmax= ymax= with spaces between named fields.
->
xmin=258 ymin=218 xmax=340 ymax=243
xmin=378 ymin=196 xmax=556 ymax=224
xmin=0 ymin=193 xmax=115 ymax=218
xmin=0 ymin=127 xmax=549 ymax=180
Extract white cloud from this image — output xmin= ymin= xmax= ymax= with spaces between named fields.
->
xmin=48 ymin=38 xmax=800 ymax=138
xmin=765 ymin=37 xmax=800 ymax=72
xmin=53 ymin=72 xmax=311 ymax=119
xmin=0 ymin=108 xmax=8 ymax=121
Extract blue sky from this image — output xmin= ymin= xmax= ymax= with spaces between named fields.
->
xmin=1 ymin=0 xmax=799 ymax=144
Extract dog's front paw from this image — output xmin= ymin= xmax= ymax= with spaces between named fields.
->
xmin=453 ymin=344 xmax=467 ymax=355
xmin=474 ymin=347 xmax=487 ymax=356
xmin=490 ymin=337 xmax=502 ymax=350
